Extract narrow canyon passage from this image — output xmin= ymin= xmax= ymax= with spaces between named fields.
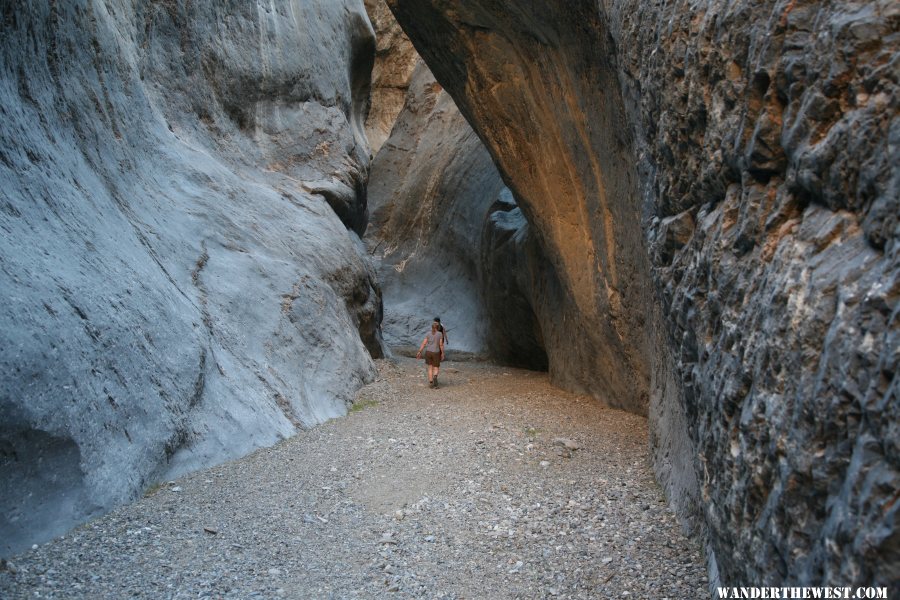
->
xmin=1 ymin=358 xmax=706 ymax=599
xmin=1 ymin=0 xmax=894 ymax=593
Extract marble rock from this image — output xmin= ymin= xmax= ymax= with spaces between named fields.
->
xmin=0 ymin=0 xmax=384 ymax=557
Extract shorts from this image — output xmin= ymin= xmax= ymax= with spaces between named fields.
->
xmin=425 ymin=351 xmax=441 ymax=367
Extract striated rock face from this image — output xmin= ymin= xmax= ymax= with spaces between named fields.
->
xmin=363 ymin=0 xmax=419 ymax=154
xmin=0 ymin=0 xmax=383 ymax=557
xmin=367 ymin=59 xmax=549 ymax=366
xmin=388 ymin=0 xmax=898 ymax=588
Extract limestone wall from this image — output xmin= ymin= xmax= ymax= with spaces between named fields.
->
xmin=0 ymin=0 xmax=383 ymax=557
xmin=387 ymin=0 xmax=898 ymax=586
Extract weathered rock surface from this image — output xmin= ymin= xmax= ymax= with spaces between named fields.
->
xmin=363 ymin=0 xmax=419 ymax=154
xmin=0 ymin=0 xmax=383 ymax=557
xmin=388 ymin=0 xmax=898 ymax=588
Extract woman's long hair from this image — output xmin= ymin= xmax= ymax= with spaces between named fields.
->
xmin=435 ymin=320 xmax=448 ymax=345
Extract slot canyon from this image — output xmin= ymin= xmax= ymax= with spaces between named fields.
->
xmin=0 ymin=0 xmax=897 ymax=596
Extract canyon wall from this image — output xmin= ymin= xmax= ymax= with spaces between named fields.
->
xmin=0 ymin=0 xmax=383 ymax=557
xmin=366 ymin=63 xmax=503 ymax=355
xmin=386 ymin=1 xmax=656 ymax=416
xmin=366 ymin=62 xmax=548 ymax=367
xmin=387 ymin=0 xmax=898 ymax=588
xmin=363 ymin=0 xmax=418 ymax=154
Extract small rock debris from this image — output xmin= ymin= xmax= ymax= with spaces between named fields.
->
xmin=0 ymin=358 xmax=707 ymax=599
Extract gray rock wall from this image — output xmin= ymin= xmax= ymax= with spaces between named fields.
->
xmin=0 ymin=0 xmax=383 ymax=557
xmin=479 ymin=190 xmax=551 ymax=370
xmin=387 ymin=0 xmax=898 ymax=588
xmin=609 ymin=0 xmax=899 ymax=585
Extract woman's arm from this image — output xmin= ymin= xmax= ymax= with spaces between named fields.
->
xmin=439 ymin=336 xmax=445 ymax=360
xmin=416 ymin=337 xmax=427 ymax=358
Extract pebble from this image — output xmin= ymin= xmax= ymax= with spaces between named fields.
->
xmin=553 ymin=438 xmax=580 ymax=451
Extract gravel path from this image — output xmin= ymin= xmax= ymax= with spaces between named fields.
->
xmin=1 ymin=358 xmax=708 ymax=599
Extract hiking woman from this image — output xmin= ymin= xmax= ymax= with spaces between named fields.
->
xmin=416 ymin=320 xmax=445 ymax=388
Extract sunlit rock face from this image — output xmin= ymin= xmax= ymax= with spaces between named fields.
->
xmin=0 ymin=0 xmax=383 ymax=557
xmin=366 ymin=62 xmax=547 ymax=368
xmin=386 ymin=0 xmax=655 ymax=417
xmin=387 ymin=0 xmax=899 ymax=587
xmin=363 ymin=0 xmax=419 ymax=154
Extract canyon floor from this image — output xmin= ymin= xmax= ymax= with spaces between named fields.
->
xmin=0 ymin=357 xmax=708 ymax=599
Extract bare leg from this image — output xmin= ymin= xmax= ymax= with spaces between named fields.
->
xmin=426 ymin=364 xmax=434 ymax=383
xmin=433 ymin=365 xmax=440 ymax=387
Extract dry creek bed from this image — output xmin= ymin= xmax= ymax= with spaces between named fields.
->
xmin=0 ymin=357 xmax=708 ymax=599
